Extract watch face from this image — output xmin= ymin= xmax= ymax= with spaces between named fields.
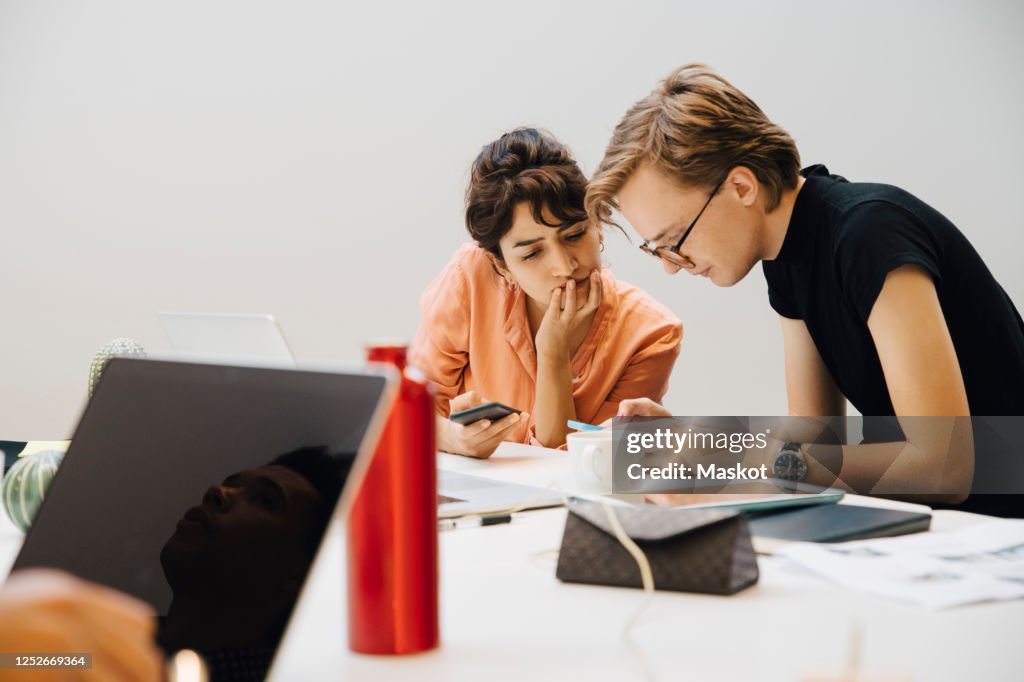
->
xmin=773 ymin=451 xmax=807 ymax=482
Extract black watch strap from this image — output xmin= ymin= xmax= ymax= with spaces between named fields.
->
xmin=773 ymin=442 xmax=807 ymax=483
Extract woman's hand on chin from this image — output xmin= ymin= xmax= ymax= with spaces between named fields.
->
xmin=534 ymin=270 xmax=603 ymax=362
xmin=440 ymin=391 xmax=528 ymax=459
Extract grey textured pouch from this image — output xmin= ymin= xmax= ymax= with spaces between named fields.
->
xmin=555 ymin=501 xmax=759 ymax=595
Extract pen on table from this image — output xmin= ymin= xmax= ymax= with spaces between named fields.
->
xmin=439 ymin=513 xmax=521 ymax=531
xmin=566 ymin=419 xmax=603 ymax=432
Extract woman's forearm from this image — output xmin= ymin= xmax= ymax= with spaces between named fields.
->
xmin=532 ymin=354 xmax=577 ymax=448
xmin=436 ymin=415 xmax=458 ymax=454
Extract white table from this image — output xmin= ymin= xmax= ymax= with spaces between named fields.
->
xmin=270 ymin=447 xmax=1024 ymax=681
xmin=2 ymin=447 xmax=1022 ymax=681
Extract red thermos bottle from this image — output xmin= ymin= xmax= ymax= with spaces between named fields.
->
xmin=347 ymin=343 xmax=439 ymax=654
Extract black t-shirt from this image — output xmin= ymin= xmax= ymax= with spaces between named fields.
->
xmin=764 ymin=164 xmax=1024 ymax=415
xmin=763 ymin=165 xmax=1024 ymax=515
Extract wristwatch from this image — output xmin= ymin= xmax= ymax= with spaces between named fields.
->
xmin=772 ymin=442 xmax=807 ymax=484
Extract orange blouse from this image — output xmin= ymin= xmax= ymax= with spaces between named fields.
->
xmin=409 ymin=244 xmax=683 ymax=446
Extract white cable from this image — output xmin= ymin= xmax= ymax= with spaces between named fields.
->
xmin=598 ymin=499 xmax=658 ymax=682
xmin=442 ymin=473 xmax=659 ymax=680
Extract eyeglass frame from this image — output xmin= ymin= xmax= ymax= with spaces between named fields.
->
xmin=638 ymin=178 xmax=725 ymax=265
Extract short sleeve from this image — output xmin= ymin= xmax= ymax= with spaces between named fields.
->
xmin=408 ymin=254 xmax=473 ymax=416
xmin=591 ymin=319 xmax=683 ymax=425
xmin=763 ymin=262 xmax=802 ymax=320
xmin=833 ymin=201 xmax=942 ymax=322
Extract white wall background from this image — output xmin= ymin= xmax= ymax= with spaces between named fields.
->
xmin=1 ymin=0 xmax=1021 ymax=437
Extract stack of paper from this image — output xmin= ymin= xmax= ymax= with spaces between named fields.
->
xmin=777 ymin=520 xmax=1024 ymax=608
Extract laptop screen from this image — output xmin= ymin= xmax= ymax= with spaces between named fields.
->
xmin=11 ymin=358 xmax=389 ymax=681
xmin=158 ymin=312 xmax=297 ymax=368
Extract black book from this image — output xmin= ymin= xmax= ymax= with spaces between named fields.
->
xmin=747 ymin=503 xmax=931 ymax=554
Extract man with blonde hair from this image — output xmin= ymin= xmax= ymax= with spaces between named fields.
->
xmin=586 ymin=64 xmax=1024 ymax=516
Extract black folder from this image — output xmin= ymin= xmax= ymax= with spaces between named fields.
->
xmin=748 ymin=503 xmax=931 ymax=549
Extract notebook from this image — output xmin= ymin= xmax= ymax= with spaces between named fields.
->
xmin=748 ymin=502 xmax=932 ymax=554
xmin=438 ymin=469 xmax=563 ymax=518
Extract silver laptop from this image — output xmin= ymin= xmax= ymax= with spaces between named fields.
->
xmin=159 ymin=312 xmax=296 ymax=367
xmin=9 ymin=357 xmax=394 ymax=681
xmin=438 ymin=470 xmax=563 ymax=518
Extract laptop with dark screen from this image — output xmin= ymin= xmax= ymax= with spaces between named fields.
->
xmin=8 ymin=357 xmax=395 ymax=681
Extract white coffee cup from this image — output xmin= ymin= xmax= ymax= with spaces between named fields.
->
xmin=566 ymin=429 xmax=614 ymax=495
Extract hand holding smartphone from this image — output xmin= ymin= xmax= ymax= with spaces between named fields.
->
xmin=448 ymin=401 xmax=521 ymax=426
xmin=442 ymin=393 xmax=527 ymax=458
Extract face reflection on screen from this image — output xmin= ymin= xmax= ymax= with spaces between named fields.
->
xmin=157 ymin=446 xmax=346 ymax=681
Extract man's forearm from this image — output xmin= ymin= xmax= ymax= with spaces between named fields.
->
xmin=801 ymin=422 xmax=973 ymax=503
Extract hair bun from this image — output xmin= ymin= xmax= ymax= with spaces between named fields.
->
xmin=465 ymin=127 xmax=590 ymax=259
xmin=474 ymin=128 xmax=574 ymax=181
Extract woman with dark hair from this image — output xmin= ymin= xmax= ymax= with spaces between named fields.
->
xmin=410 ymin=128 xmax=682 ymax=457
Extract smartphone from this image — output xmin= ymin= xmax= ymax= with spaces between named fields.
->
xmin=448 ymin=401 xmax=521 ymax=426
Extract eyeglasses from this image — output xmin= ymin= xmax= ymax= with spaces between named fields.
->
xmin=638 ymin=180 xmax=724 ymax=266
